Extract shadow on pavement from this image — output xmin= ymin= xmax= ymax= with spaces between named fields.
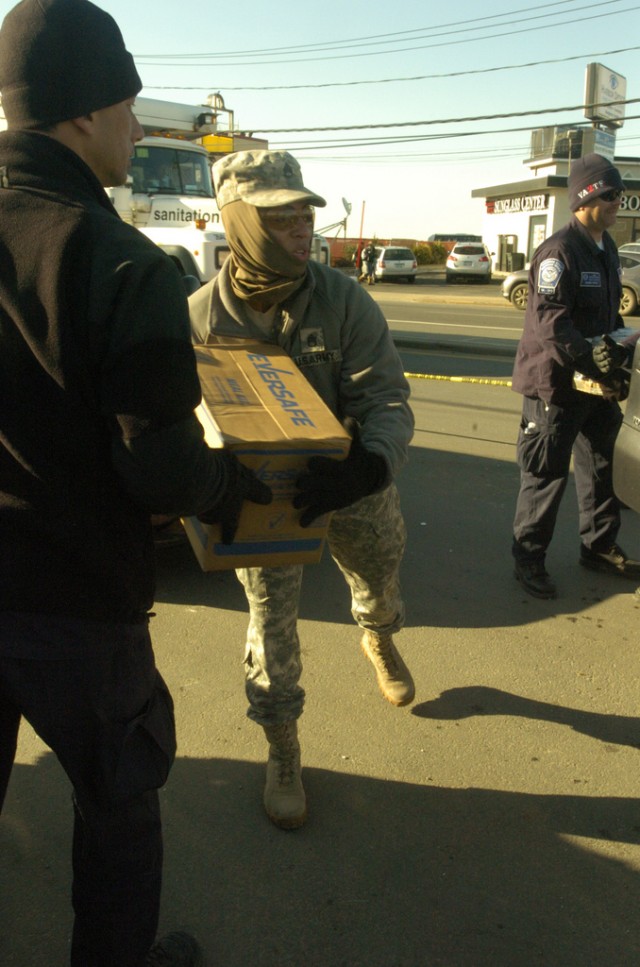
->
xmin=413 ymin=686 xmax=640 ymax=751
xmin=154 ymin=444 xmax=640 ymax=629
xmin=1 ymin=751 xmax=639 ymax=967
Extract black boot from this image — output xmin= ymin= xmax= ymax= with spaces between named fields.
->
xmin=146 ymin=932 xmax=204 ymax=966
xmin=514 ymin=559 xmax=557 ymax=599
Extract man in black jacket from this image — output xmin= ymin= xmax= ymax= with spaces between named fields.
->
xmin=511 ymin=153 xmax=640 ymax=599
xmin=0 ymin=1 xmax=270 ymax=965
xmin=362 ymin=240 xmax=377 ymax=284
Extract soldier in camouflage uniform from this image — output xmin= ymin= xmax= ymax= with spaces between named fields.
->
xmin=190 ymin=150 xmax=415 ymax=829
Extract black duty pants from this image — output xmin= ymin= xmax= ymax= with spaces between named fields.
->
xmin=512 ymin=393 xmax=622 ymax=562
xmin=0 ymin=613 xmax=176 ymax=967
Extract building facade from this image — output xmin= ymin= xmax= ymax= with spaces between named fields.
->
xmin=472 ymin=126 xmax=640 ymax=273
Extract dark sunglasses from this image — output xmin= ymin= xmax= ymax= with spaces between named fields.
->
xmin=260 ymin=207 xmax=315 ymax=230
xmin=600 ymin=189 xmax=624 ymax=202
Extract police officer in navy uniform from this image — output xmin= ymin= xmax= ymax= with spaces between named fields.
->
xmin=511 ymin=153 xmax=640 ymax=599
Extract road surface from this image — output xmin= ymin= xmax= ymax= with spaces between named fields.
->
xmin=2 ymin=342 xmax=640 ymax=967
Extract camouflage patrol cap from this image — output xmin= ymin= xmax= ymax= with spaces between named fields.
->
xmin=213 ymin=150 xmax=326 ymax=209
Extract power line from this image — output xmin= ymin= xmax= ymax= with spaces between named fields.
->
xmin=303 ymin=149 xmax=529 ymax=164
xmin=143 ymin=45 xmax=640 ymax=93
xmin=279 ymin=131 xmax=525 ymax=150
xmin=297 ymin=144 xmax=529 ymax=161
xmin=135 ymin=0 xmax=588 ymax=59
xmin=134 ymin=2 xmax=638 ymax=67
xmin=233 ymin=98 xmax=640 ymax=135
xmin=269 ymin=115 xmax=640 ymax=153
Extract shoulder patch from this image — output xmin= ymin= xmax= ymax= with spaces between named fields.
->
xmin=537 ymin=258 xmax=565 ymax=294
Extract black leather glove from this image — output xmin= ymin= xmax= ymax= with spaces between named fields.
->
xmin=198 ymin=451 xmax=272 ymax=544
xmin=592 ymin=334 xmax=631 ymax=374
xmin=599 ymin=370 xmax=631 ymax=401
xmin=293 ymin=418 xmax=389 ymax=528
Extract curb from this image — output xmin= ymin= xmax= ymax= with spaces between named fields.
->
xmin=367 ymin=286 xmax=506 ymax=311
xmin=386 ymin=294 xmax=505 ymax=309
xmin=392 ymin=333 xmax=517 ymax=358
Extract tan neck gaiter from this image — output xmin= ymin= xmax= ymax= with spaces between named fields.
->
xmin=221 ymin=201 xmax=308 ymax=310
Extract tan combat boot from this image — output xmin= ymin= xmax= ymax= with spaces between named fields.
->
xmin=361 ymin=631 xmax=415 ymax=707
xmin=262 ymin=721 xmax=307 ymax=830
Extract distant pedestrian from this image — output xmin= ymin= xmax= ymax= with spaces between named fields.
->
xmin=362 ymin=240 xmax=378 ymax=284
xmin=511 ymin=153 xmax=640 ymax=599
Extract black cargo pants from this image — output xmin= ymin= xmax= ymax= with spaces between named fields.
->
xmin=512 ymin=393 xmax=622 ymax=562
xmin=0 ymin=613 xmax=176 ymax=967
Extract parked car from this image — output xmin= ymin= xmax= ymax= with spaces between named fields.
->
xmin=501 ymin=269 xmax=529 ymax=309
xmin=613 ymin=337 xmax=640 ymax=512
xmin=619 ymin=253 xmax=640 ymax=315
xmin=618 ymin=242 xmax=640 ymax=256
xmin=374 ymin=246 xmax=417 ymax=283
xmin=445 ymin=242 xmax=493 ymax=283
xmin=501 ymin=258 xmax=640 ymax=317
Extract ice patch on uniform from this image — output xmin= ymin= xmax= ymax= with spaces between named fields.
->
xmin=537 ymin=258 xmax=564 ymax=294
xmin=580 ymin=272 xmax=601 ymax=287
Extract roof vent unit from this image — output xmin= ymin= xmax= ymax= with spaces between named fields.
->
xmin=529 ymin=125 xmax=585 ymax=163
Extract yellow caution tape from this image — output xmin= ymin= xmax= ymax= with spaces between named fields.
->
xmin=404 ymin=372 xmax=512 ymax=387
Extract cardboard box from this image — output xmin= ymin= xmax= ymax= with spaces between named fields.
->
xmin=572 ymin=373 xmax=610 ymax=396
xmin=182 ymin=337 xmax=351 ymax=570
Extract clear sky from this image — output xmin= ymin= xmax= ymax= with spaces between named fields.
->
xmin=4 ymin=0 xmax=640 ymax=241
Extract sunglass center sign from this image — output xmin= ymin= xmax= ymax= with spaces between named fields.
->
xmin=486 ymin=194 xmax=548 ymax=214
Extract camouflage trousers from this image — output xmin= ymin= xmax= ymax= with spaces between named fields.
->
xmin=236 ymin=484 xmax=406 ymax=725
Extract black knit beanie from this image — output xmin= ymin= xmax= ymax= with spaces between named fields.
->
xmin=0 ymin=0 xmax=142 ymax=129
xmin=568 ymin=153 xmax=624 ymax=211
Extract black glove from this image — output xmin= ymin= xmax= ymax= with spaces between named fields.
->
xmin=198 ymin=451 xmax=272 ymax=544
xmin=599 ymin=370 xmax=631 ymax=401
xmin=293 ymin=418 xmax=389 ymax=528
xmin=592 ymin=334 xmax=631 ymax=375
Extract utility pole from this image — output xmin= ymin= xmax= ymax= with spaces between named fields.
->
xmin=355 ymin=200 xmax=366 ymax=269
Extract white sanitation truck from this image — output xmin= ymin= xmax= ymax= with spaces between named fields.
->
xmin=108 ymin=95 xmax=329 ymax=279
xmin=0 ymin=94 xmax=330 ymax=278
xmin=107 ymin=94 xmax=231 ymax=283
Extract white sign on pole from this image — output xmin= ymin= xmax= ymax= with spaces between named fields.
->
xmin=584 ymin=63 xmax=626 ymax=129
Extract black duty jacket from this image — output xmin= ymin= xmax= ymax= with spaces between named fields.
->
xmin=511 ymin=216 xmax=623 ymax=405
xmin=0 ymin=131 xmax=229 ymax=625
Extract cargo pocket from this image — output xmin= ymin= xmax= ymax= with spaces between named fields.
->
xmin=111 ymin=674 xmax=176 ymax=803
xmin=516 ymin=416 xmax=570 ymax=477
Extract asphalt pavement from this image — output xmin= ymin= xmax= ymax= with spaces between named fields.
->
xmin=2 ymin=275 xmax=640 ymax=967
xmin=365 ymin=267 xmax=519 ymax=358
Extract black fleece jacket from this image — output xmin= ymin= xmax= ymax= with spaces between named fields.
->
xmin=0 ymin=131 xmax=229 ymax=625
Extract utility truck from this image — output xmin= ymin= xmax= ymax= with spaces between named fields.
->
xmin=108 ymin=95 xmax=330 ymax=279
xmin=107 ymin=94 xmax=232 ymax=283
xmin=0 ymin=94 xmax=330 ymax=278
